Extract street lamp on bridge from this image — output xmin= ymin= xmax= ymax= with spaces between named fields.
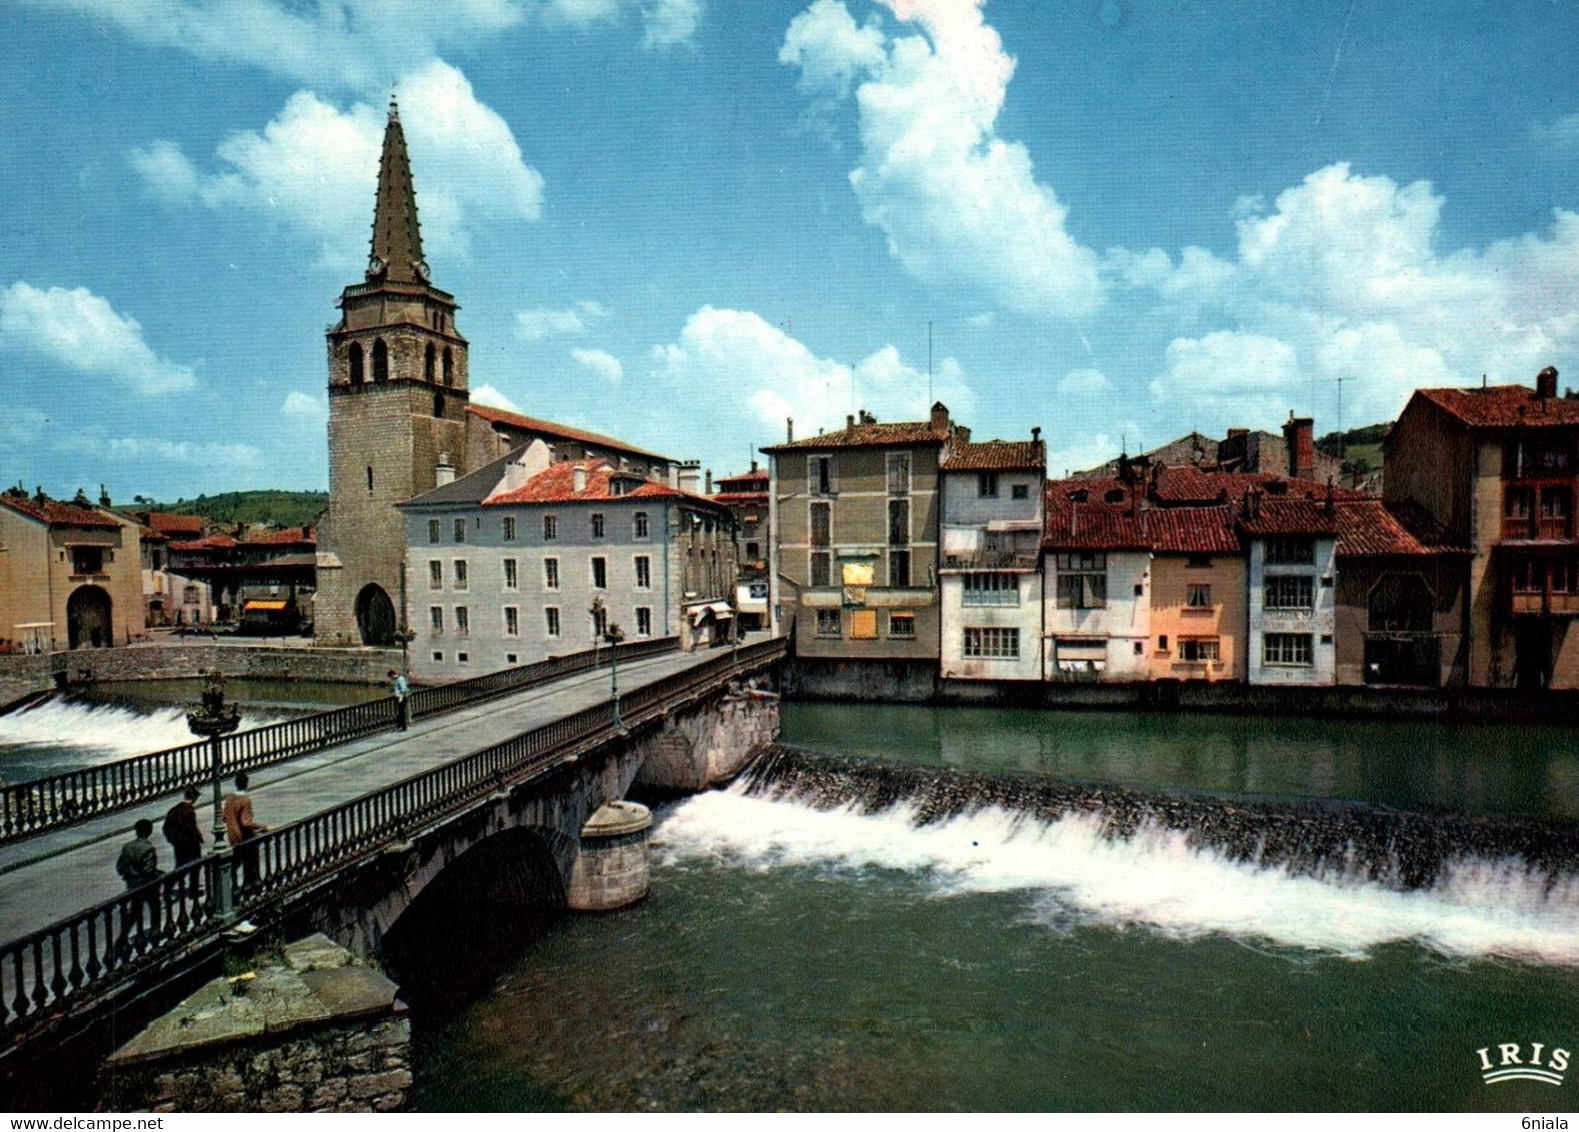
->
xmin=589 ymin=597 xmax=627 ymax=733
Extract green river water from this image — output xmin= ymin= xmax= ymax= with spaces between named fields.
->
xmin=408 ymin=702 xmax=1579 ymax=1112
xmin=4 ymin=692 xmax=1575 ymax=1111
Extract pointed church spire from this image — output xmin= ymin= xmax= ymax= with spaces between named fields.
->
xmin=367 ymin=95 xmax=429 ymax=285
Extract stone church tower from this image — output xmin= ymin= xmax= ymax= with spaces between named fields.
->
xmin=315 ymin=98 xmax=470 ymax=646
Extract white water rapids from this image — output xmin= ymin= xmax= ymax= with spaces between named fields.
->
xmin=654 ymin=787 xmax=1579 ymax=967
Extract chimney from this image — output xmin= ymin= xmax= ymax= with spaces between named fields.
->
xmin=1226 ymin=428 xmax=1247 ymax=439
xmin=846 ymin=413 xmax=856 ymax=431
xmin=930 ymin=401 xmax=950 ymax=431
xmin=1031 ymin=426 xmax=1041 ymax=442
xmin=1283 ymin=414 xmax=1315 ymax=481
xmin=1537 ymin=365 xmax=1559 ymax=400
xmin=677 ymin=460 xmax=701 ymax=495
xmin=786 ymin=418 xmax=794 ymax=444
xmin=705 ymin=469 xmax=713 ymax=495
xmin=435 ymin=453 xmax=456 ymax=487
xmin=98 ymin=483 xmax=111 ymax=508
xmin=572 ymin=465 xmax=587 ymax=494
xmin=750 ymin=459 xmax=758 ymax=474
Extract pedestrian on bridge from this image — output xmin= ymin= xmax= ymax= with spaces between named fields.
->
xmin=115 ymin=818 xmax=163 ymax=953
xmin=389 ymin=669 xmax=410 ymax=730
xmin=162 ymin=786 xmax=203 ymax=868
xmin=223 ymin=773 xmax=270 ymax=889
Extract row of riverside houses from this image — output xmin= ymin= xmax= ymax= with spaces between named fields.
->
xmin=395 ymin=445 xmax=738 ymax=681
xmin=760 ymin=366 xmax=1579 ymax=692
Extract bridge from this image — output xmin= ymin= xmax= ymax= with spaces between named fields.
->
xmin=0 ymin=635 xmax=785 ymax=1083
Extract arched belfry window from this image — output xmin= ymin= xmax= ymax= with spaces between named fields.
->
xmin=373 ymin=338 xmax=389 ymax=383
xmin=348 ymin=342 xmax=364 ymax=385
xmin=443 ymin=347 xmax=454 ymax=387
xmin=425 ymin=342 xmax=436 ymax=383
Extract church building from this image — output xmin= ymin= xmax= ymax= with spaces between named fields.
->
xmin=315 ymin=99 xmax=686 ymax=646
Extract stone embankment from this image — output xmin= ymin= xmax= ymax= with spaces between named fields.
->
xmin=97 ymin=934 xmax=411 ymax=1113
xmin=0 ymin=642 xmax=400 ymax=703
xmin=743 ymin=745 xmax=1579 ymax=891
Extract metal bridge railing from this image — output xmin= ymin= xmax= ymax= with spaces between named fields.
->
xmin=0 ymin=637 xmax=680 ymax=845
xmin=0 ymin=636 xmax=784 ymax=1046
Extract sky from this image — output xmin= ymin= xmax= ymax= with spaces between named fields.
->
xmin=3 ymin=0 xmax=1579 ymax=500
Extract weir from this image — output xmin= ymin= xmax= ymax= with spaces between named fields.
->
xmin=738 ymin=746 xmax=1579 ymax=895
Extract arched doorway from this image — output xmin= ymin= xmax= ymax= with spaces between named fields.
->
xmin=67 ymin=585 xmax=113 ymax=649
xmin=355 ymin=583 xmax=397 ymax=647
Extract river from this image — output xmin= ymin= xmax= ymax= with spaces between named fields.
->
xmin=409 ymin=702 xmax=1579 ymax=1112
xmin=5 ymin=694 xmax=1575 ymax=1111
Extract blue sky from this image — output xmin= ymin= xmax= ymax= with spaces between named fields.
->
xmin=4 ymin=0 xmax=1579 ymax=500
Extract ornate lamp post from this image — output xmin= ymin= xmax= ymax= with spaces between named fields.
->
xmin=589 ymin=598 xmax=626 ymax=732
xmin=186 ymin=670 xmax=241 ymax=918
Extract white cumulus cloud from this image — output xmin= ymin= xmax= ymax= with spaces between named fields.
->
xmin=0 ymin=282 xmax=197 ymax=395
xmin=132 ymin=60 xmax=543 ymax=272
xmin=571 ymin=347 xmax=624 ymax=383
xmin=515 ymin=300 xmax=607 ymax=341
xmin=471 ymin=383 xmax=524 ymax=413
xmin=652 ymin=305 xmax=974 ymax=436
xmin=781 ymin=0 xmax=1103 ymax=320
xmin=1128 ymin=162 xmax=1579 ymax=428
xmin=281 ymin=391 xmax=327 ymax=419
xmin=1056 ymin=368 xmax=1110 ymax=397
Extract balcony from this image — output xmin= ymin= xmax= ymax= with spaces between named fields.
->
xmin=1511 ymin=591 xmax=1579 ymax=616
xmin=941 ymin=549 xmax=1039 ymax=570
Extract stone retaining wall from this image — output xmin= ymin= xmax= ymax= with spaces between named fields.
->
xmin=0 ymin=643 xmax=399 ymax=696
xmin=98 ymin=934 xmax=411 ymax=1113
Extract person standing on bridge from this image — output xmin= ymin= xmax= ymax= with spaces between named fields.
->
xmin=162 ymin=786 xmax=204 ymax=894
xmin=115 ymin=818 xmax=163 ymax=952
xmin=223 ymin=773 xmax=270 ymax=889
xmin=389 ymin=669 xmax=410 ymax=730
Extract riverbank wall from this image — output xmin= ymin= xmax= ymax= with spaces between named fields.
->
xmin=0 ymin=643 xmax=400 ymax=703
xmin=783 ymin=657 xmax=1579 ymax=725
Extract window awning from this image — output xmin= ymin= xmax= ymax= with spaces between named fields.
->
xmin=688 ymin=601 xmax=734 ymax=625
xmin=243 ymin=600 xmax=289 ymax=612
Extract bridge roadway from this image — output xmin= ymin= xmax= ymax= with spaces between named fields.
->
xmin=0 ymin=648 xmax=717 ymax=947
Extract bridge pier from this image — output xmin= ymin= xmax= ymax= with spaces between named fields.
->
xmin=635 ymin=684 xmax=780 ymax=793
xmin=567 ymin=801 xmax=652 ymax=911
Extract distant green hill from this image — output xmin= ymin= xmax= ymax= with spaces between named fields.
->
xmin=1317 ymin=421 xmax=1391 ymax=474
xmin=135 ymin=490 xmax=329 ymax=529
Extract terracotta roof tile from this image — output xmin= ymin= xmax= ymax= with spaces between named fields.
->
xmin=0 ymin=496 xmax=121 ymax=529
xmin=244 ymin=526 xmax=316 ymax=546
xmin=711 ymin=491 xmax=769 ymax=505
xmin=1146 ymin=506 xmax=1241 ymax=554
xmin=144 ymin=512 xmax=207 ymax=536
xmin=1236 ymin=497 xmax=1339 ymax=537
xmin=483 ymin=461 xmax=724 ymax=510
xmin=1413 ymin=385 xmax=1579 ymax=430
xmin=761 ymin=419 xmax=951 ymax=452
xmin=169 ymin=534 xmax=239 ymax=552
xmin=941 ymin=439 xmax=1045 ymax=472
xmin=466 ymin=404 xmax=671 ymax=462
xmin=1334 ymin=499 xmax=1469 ymax=557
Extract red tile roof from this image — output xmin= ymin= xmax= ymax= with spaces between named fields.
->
xmin=1413 ymin=385 xmax=1579 ymax=430
xmin=243 ymin=526 xmax=316 ymax=546
xmin=1044 ymin=481 xmax=1148 ymax=550
xmin=1334 ymin=499 xmax=1469 ymax=557
xmin=1236 ymin=496 xmax=1339 ymax=537
xmin=716 ymin=468 xmax=769 ymax=487
xmin=761 ymin=419 xmax=951 ymax=452
xmin=942 ymin=439 xmax=1045 ymax=472
xmin=1146 ymin=506 xmax=1241 ymax=554
xmin=712 ymin=491 xmax=769 ymax=505
xmin=169 ymin=534 xmax=239 ymax=552
xmin=144 ymin=512 xmax=206 ymax=536
xmin=483 ymin=461 xmax=724 ymax=510
xmin=466 ymin=404 xmax=670 ymax=462
xmin=0 ymin=495 xmax=121 ymax=529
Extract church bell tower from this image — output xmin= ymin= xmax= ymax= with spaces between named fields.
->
xmin=315 ymin=97 xmax=470 ymax=647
